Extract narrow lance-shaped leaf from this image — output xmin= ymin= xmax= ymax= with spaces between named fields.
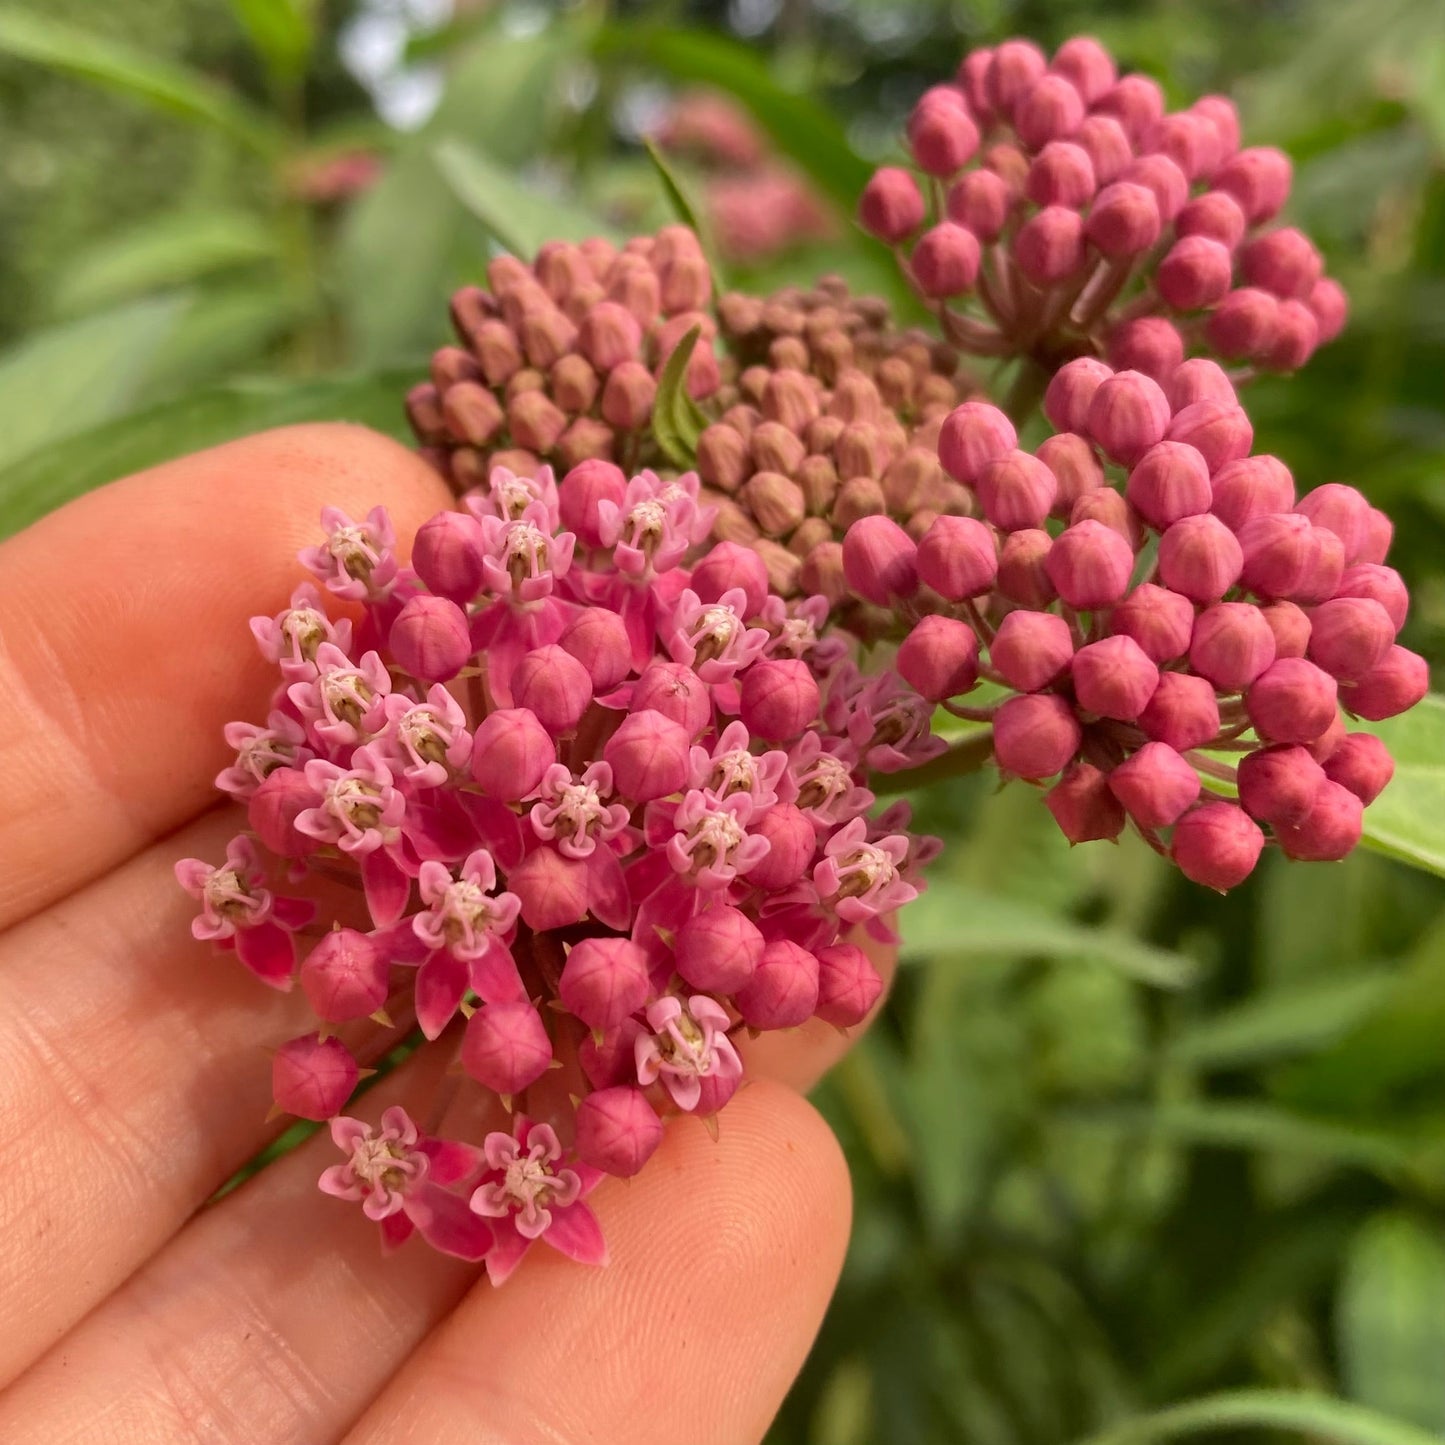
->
xmin=651 ymin=323 xmax=709 ymax=471
xmin=642 ymin=137 xmax=728 ymax=291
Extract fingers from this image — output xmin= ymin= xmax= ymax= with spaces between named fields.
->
xmin=0 ymin=423 xmax=450 ymax=932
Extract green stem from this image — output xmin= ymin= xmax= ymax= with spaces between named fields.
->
xmin=1001 ymin=355 xmax=1051 ymax=428
xmin=872 ymin=731 xmax=994 ymax=795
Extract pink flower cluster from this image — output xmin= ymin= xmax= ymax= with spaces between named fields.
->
xmin=177 ymin=456 xmax=932 ymax=1273
xmin=860 ymin=35 xmax=1346 ymax=377
xmin=843 ymin=365 xmax=1425 ymax=890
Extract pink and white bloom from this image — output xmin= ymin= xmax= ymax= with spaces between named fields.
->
xmin=634 ymin=994 xmax=743 ymax=1112
xmin=813 ymin=817 xmax=919 ymax=923
xmin=656 ymin=790 xmax=772 ymax=889
xmin=667 ymin=588 xmax=770 ymax=684
xmin=295 ymin=747 xmax=405 ymax=855
xmin=845 ymin=671 xmax=951 ymax=774
xmin=412 ymin=849 xmax=521 ymax=960
xmin=215 ymin=711 xmax=312 ymax=798
xmin=478 ymin=504 xmax=576 ymax=604
xmin=249 ymin=583 xmax=354 ymax=680
xmin=465 ymin=463 xmax=561 ymax=527
xmin=378 ymin=686 xmax=472 ymax=789
xmin=528 ymin=762 xmax=631 ymax=858
xmin=287 ymin=643 xmax=392 ymax=747
xmin=689 ymin=720 xmax=788 ymax=809
xmin=299 ymin=505 xmax=397 ymax=601
xmin=785 ymin=731 xmax=876 ymax=826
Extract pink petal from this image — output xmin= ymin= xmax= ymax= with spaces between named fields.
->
xmin=484 ymin=1216 xmax=533 ymax=1286
xmin=234 ymin=920 xmax=295 ymax=990
xmin=406 ymin=1185 xmax=494 ymax=1262
xmin=469 ymin=941 xmax=526 ymax=1005
xmin=379 ymin=1211 xmax=415 ymax=1252
xmin=457 ymin=794 xmax=525 ymax=871
xmin=362 ymin=850 xmax=411 ymax=927
xmin=406 ymin=801 xmax=475 ymax=863
xmin=414 ymin=949 xmax=469 ymax=1040
xmin=544 ymin=1200 xmax=609 ymax=1268
xmin=420 ymin=1139 xmax=487 ymax=1187
xmin=272 ymin=894 xmax=316 ymax=930
xmin=586 ymin=850 xmax=632 ymax=932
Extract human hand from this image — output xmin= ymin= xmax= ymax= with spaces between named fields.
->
xmin=0 ymin=424 xmax=887 ymax=1444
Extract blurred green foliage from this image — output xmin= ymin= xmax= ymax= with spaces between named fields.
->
xmin=3 ymin=1 xmax=1445 ymax=1441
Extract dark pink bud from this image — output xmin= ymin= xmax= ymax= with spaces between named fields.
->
xmin=574 ymin=1087 xmax=663 ymax=1178
xmin=1077 ymin=114 xmax=1132 ymax=186
xmin=1166 ymin=401 xmax=1253 ymax=474
xmin=1108 ymin=742 xmax=1201 ymax=828
xmin=1205 ymin=288 xmax=1281 ymax=361
xmin=1106 ymin=317 xmax=1184 ymax=384
xmin=558 ymin=607 xmax=632 ymax=693
xmin=1015 ymin=74 xmax=1085 ymax=149
xmin=249 ymin=767 xmax=321 ymax=859
xmin=1169 ymin=358 xmax=1237 ymax=412
xmin=1157 ymin=235 xmax=1234 ymax=312
xmin=1127 ymin=440 xmax=1212 ymax=530
xmin=1175 ymin=189 xmax=1247 ymax=249
xmin=1149 ymin=112 xmax=1217 ymax=182
xmin=1139 ymin=671 xmax=1221 ymax=751
xmin=1306 ymin=597 xmax=1395 ymax=682
xmin=1087 ymin=370 xmax=1171 ymax=466
xmin=1111 ymin=581 xmax=1196 ymax=663
xmin=1015 ymin=206 xmax=1087 ymax=285
xmin=691 ymin=541 xmax=769 ymax=617
xmin=577 ymin=301 xmax=644 ymax=372
xmin=843 ymin=515 xmax=919 ymax=604
xmin=1026 ymin=141 xmax=1097 ymax=208
xmin=907 ymin=97 xmax=981 ymax=176
xmin=560 ymin=937 xmax=650 ymax=1031
xmin=471 ymin=707 xmax=555 ymax=800
xmin=1262 ymin=301 xmax=1319 ymax=372
xmin=1335 ymin=564 xmax=1408 ymax=632
xmin=1094 ymin=73 xmax=1165 ymax=143
xmin=1172 ymin=803 xmax=1265 ymax=891
xmin=740 ymin=659 xmax=821 ymax=741
xmin=916 ymin=514 xmax=997 ymax=599
xmin=1086 ymin=181 xmax=1162 ymax=257
xmin=986 ymin=38 xmax=1047 ymax=114
xmin=946 ymin=168 xmax=1010 ymax=241
xmin=1044 ymin=762 xmax=1126 ymax=843
xmin=1071 ymin=635 xmax=1160 ymax=721
xmin=1323 ymin=733 xmax=1394 ymax=805
xmin=1247 ymin=657 xmax=1339 ymax=743
xmin=512 ymin=644 xmax=593 ymax=734
xmin=1242 ymin=227 xmax=1322 ymax=301
xmin=990 ymin=610 xmax=1074 ymax=692
xmin=898 ymin=615 xmax=981 ymax=701
xmin=976 ymin=448 xmax=1059 ymax=531
xmin=1275 ymin=781 xmax=1364 ymax=862
xmin=912 ymin=222 xmax=982 ymax=298
xmin=1341 ymin=645 xmax=1428 ymax=722
xmin=389 ymin=594 xmax=472 ymax=683
xmin=1046 ymin=518 xmax=1136 ymax=608
xmin=1307 ymin=711 xmax=1349 ymax=764
xmin=1189 ymin=601 xmax=1278 ymax=690
xmin=745 ymin=804 xmax=816 ymax=890
xmin=997 ymin=529 xmax=1057 ymax=607
xmin=993 ymin=693 xmax=1082 ymax=779
xmin=939 ymin=402 xmax=1017 ymax=484
xmin=559 ymin=459 xmax=627 ymax=548
xmin=605 ymin=709 xmax=691 ymax=799
xmin=736 ymin=940 xmax=821 ymax=1029
xmin=1044 ymin=357 xmax=1114 ymax=434
xmin=675 ymin=905 xmax=764 ymax=992
xmin=1262 ymin=600 xmax=1312 ymax=659
xmin=1211 ymin=454 xmax=1296 ymax=532
xmin=1038 ymin=432 xmax=1105 ymax=515
xmin=299 ymin=929 xmax=390 ymax=1024
xmin=462 ymin=999 xmax=552 ymax=1095
xmin=1122 ymin=153 xmax=1189 ymax=222
xmin=1237 ymin=743 xmax=1327 ymax=827
xmin=1051 ymin=36 xmax=1116 ymax=104
xmin=1158 ymin=514 xmax=1244 ymax=603
xmin=1296 ymin=483 xmax=1371 ymax=565
xmin=814 ymin=943 xmax=885 ymax=1028
xmin=508 ymin=847 xmax=588 ymax=931
xmin=1308 ymin=277 xmax=1349 ymax=344
xmin=412 ymin=510 xmax=486 ymax=603
xmin=1295 ymin=526 xmax=1346 ymax=607
xmin=1360 ymin=509 xmax=1393 ymax=566
xmin=632 ymin=662 xmax=712 ymax=736
xmin=860 ymin=166 xmax=926 ymax=242
xmin=272 ymin=1033 xmax=358 ymax=1120
xmin=1216 ymin=146 xmax=1293 ymax=224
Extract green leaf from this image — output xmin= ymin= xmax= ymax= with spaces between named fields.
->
xmin=227 ymin=0 xmax=314 ymax=83
xmin=0 ymin=8 xmax=282 ymax=155
xmin=1337 ymin=1211 xmax=1445 ymax=1431
xmin=51 ymin=210 xmax=279 ymax=317
xmin=640 ymin=138 xmax=728 ymax=289
xmin=650 ymin=323 xmax=710 ymax=470
xmin=1071 ymin=1388 xmax=1444 ymax=1445
xmin=1356 ymin=694 xmax=1445 ymax=879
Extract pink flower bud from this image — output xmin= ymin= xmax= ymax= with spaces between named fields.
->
xmin=1015 ymin=74 xmax=1086 ymax=149
xmin=860 ymin=166 xmax=926 ymax=242
xmin=506 ymin=389 xmax=567 ymax=454
xmin=939 ymin=402 xmax=1018 ymax=484
xmin=741 ymin=659 xmax=822 ymax=741
xmin=691 ymin=541 xmax=769 ymax=618
xmin=389 ymin=594 xmax=472 ymax=684
xmin=1241 ymin=227 xmax=1322 ymax=302
xmin=1307 ymin=711 xmax=1349 ymax=764
xmin=898 ymin=615 xmax=981 ymax=701
xmin=1262 ymin=600 xmax=1312 ymax=659
xmin=1296 ymin=483 xmax=1371 ymax=564
xmin=558 ymin=607 xmax=632 ymax=693
xmin=1111 ymin=581 xmax=1196 ymax=663
xmin=1158 ymin=235 xmax=1234 ymax=311
xmin=993 ymin=693 xmax=1082 ymax=779
xmin=1361 ymin=508 xmax=1393 ymax=566
xmin=990 ymin=610 xmax=1074 ymax=692
xmin=1294 ymin=526 xmax=1346 ymax=607
xmin=1172 ymin=802 xmax=1265 ymax=891
xmin=1150 ymin=112 xmax=1218 ymax=182
xmin=1238 ymin=512 xmax=1315 ymax=598
xmin=1341 ymin=645 xmax=1428 ymax=721
xmin=1306 ymin=597 xmax=1395 ymax=682
xmin=1044 ymin=357 xmax=1114 ymax=434
xmin=1169 ymin=358 xmax=1237 ymax=412
xmin=946 ymin=168 xmax=1010 ymax=241
xmin=560 ymin=937 xmax=650 ymax=1031
xmin=248 ymin=767 xmax=321 ymax=859
xmin=604 ymin=709 xmax=691 ymax=800
xmin=559 ymin=459 xmax=627 ymax=548
xmin=1335 ymin=564 xmax=1408 ymax=632
xmin=1214 ymin=145 xmax=1292 ymax=224
xmin=1127 ymin=440 xmax=1212 ymax=530
xmin=1106 ymin=317 xmax=1184 ymax=383
xmin=1308 ymin=278 xmax=1349 ymax=344
xmin=1237 ymin=743 xmax=1327 ymax=826
xmin=299 ymin=928 xmax=390 ymax=1023
xmin=1026 ymin=141 xmax=1097 ymax=208
xmin=1051 ymin=36 xmax=1117 ymax=104
xmin=1045 ymin=518 xmax=1136 ymax=608
xmin=912 ymin=222 xmax=983 ymax=298
xmin=471 ymin=708 xmax=556 ymax=800
xmin=1189 ymin=602 xmax=1278 ymax=690
xmin=843 ymin=515 xmax=920 ymax=604
xmin=1045 ymin=762 xmax=1126 ymax=843
xmin=1247 ymin=657 xmax=1339 ymax=744
xmin=1205 ymin=288 xmax=1281 ymax=361
xmin=1072 ymin=635 xmax=1160 ymax=720
xmin=512 ymin=644 xmax=594 ymax=734
xmin=272 ymin=1033 xmax=358 ymax=1120
xmin=1323 ymin=733 xmax=1394 ymax=805
xmin=1175 ymin=189 xmax=1247 ymax=249
xmin=1139 ymin=671 xmax=1221 ymax=751
xmin=1038 ymin=433 xmax=1106 ymax=515
xmin=997 ymin=528 xmax=1058 ymax=607
xmin=976 ymin=448 xmax=1059 ymax=531
xmin=579 ymin=1017 xmax=646 ymax=1090
xmin=1014 ymin=206 xmax=1087 ymax=285
xmin=412 ymin=510 xmax=487 ymax=603
xmin=916 ymin=514 xmax=998 ymax=600
xmin=600 ymin=360 xmax=658 ymax=430
xmin=814 ymin=943 xmax=885 ymax=1027
xmin=735 ymin=939 xmax=821 ymax=1029
xmin=745 ymin=804 xmax=816 ymax=890
xmin=675 ymin=905 xmax=764 ymax=993
xmin=1210 ymin=454 xmax=1296 ymax=532
xmin=574 ymin=1087 xmax=663 ymax=1178
xmin=1166 ymin=400 xmax=1254 ymax=474
xmin=987 ymin=38 xmax=1048 ymax=115
xmin=1087 ymin=370 xmax=1171 ymax=466
xmin=1158 ymin=514 xmax=1244 ymax=603
xmin=907 ymin=97 xmax=981 ymax=176
xmin=577 ymin=300 xmax=644 ymax=372
xmin=1275 ymin=780 xmax=1363 ymax=862
xmin=632 ymin=662 xmax=712 ymax=735
xmin=1109 ymin=742 xmax=1201 ymax=828
xmin=462 ymin=999 xmax=552 ymax=1095
xmin=1122 ymin=153 xmax=1189 ymax=221
xmin=1193 ymin=95 xmax=1242 ymax=159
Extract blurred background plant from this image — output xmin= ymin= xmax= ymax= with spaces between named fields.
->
xmin=4 ymin=0 xmax=1445 ymax=1440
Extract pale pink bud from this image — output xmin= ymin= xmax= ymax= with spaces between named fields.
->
xmin=984 ymin=141 xmax=1029 ymax=200
xmin=577 ymin=299 xmax=644 ymax=371
xmin=1205 ymin=287 xmax=1281 ymax=362
xmin=1046 ymin=518 xmax=1136 ymax=608
xmin=1262 ymin=600 xmax=1313 ymax=659
xmin=946 ymin=168 xmax=1009 ymax=241
xmin=1189 ymin=602 xmax=1277 ymax=690
xmin=1216 ymin=146 xmax=1293 ymax=224
xmin=512 ymin=645 xmax=593 ymax=734
xmin=1193 ymin=95 xmax=1242 ymax=159
xmin=1015 ymin=74 xmax=1086 ymax=149
xmin=1238 ymin=513 xmax=1314 ymax=598
xmin=1014 ymin=205 xmax=1087 ymax=285
xmin=1051 ymin=36 xmax=1116 ymax=104
xmin=1295 ymin=526 xmax=1347 ymax=607
xmin=1307 ymin=711 xmax=1349 ymax=763
xmin=745 ymin=804 xmax=816 ymax=890
xmin=915 ymin=515 xmax=997 ymax=600
xmin=462 ymin=1000 xmax=552 ymax=1094
xmin=1307 ymin=597 xmax=1395 ymax=682
xmin=1308 ymin=277 xmax=1349 ymax=344
xmin=558 ymin=608 xmax=631 ymax=692
xmin=1210 ymin=454 xmax=1296 ymax=532
xmin=814 ymin=943 xmax=885 ymax=1028
xmin=990 ymin=610 xmax=1074 ymax=692
xmin=1341 ymin=645 xmax=1428 ymax=722
xmin=860 ymin=166 xmax=926 ymax=242
xmin=977 ymin=448 xmax=1059 ymax=531
xmin=1127 ymin=440 xmax=1212 ymax=530
xmin=471 ymin=708 xmax=556 ymax=800
xmin=1323 ymin=733 xmax=1394 ymax=805
xmin=248 ymin=767 xmax=320 ymax=859
xmin=1262 ymin=301 xmax=1320 ymax=373
xmin=1158 ymin=235 xmax=1234 ymax=311
xmin=898 ymin=615 xmax=981 ymax=701
xmin=676 ymin=906 xmax=764 ymax=993
xmin=272 ymin=1033 xmax=358 ymax=1120
xmin=843 ymin=515 xmax=919 ymax=604
xmin=1175 ymin=189 xmax=1247 ymax=249
xmin=993 ymin=693 xmax=1082 ymax=779
xmin=1242 ymin=227 xmax=1322 ymax=301
xmin=1095 ymin=74 xmax=1165 ymax=143
xmin=1106 ymin=317 xmax=1184 ymax=384
xmin=939 ymin=401 xmax=1018 ymax=484
xmin=1111 ymin=582 xmax=1196 ymax=663
xmin=632 ymin=662 xmax=712 ymax=736
xmin=986 ymin=38 xmax=1048 ymax=115
xmin=559 ymin=459 xmax=627 ymax=547
xmin=736 ymin=940 xmax=821 ymax=1029
xmin=560 ymin=937 xmax=650 ymax=1031
xmin=958 ymin=47 xmax=994 ymax=114
xmin=1275 ymin=780 xmax=1364 ymax=862
xmin=579 ymin=1017 xmax=646 ymax=1090
xmin=574 ymin=1087 xmax=662 ymax=1178
xmin=1087 ymin=370 xmax=1171 ymax=466
xmin=912 ymin=222 xmax=983 ymax=298
xmin=1169 ymin=358 xmax=1238 ymax=412
xmin=1237 ymin=743 xmax=1327 ymax=826
xmin=692 ymin=541 xmax=769 ymax=617
xmin=509 ymin=384 xmax=569 ymax=446
xmin=1044 ymin=358 xmax=1114 ymax=434
xmin=800 ymin=541 xmax=846 ymax=603
xmin=1172 ymin=803 xmax=1265 ymax=891
xmin=1296 ymin=483 xmax=1371 ymax=564
xmin=1109 ymin=742 xmax=1200 ymax=828
xmin=1079 ymin=118 xmax=1134 ymax=191
xmin=1158 ymin=514 xmax=1244 ymax=603
xmin=1335 ymin=564 xmax=1408 ymax=631
xmin=1045 ymin=762 xmax=1126 ymax=843
xmin=1038 ymin=432 xmax=1105 ymax=514
xmin=299 ymin=929 xmax=390 ymax=1024
xmin=996 ymin=528 xmax=1057 ymax=607
xmin=1149 ymin=112 xmax=1217 ymax=182
xmin=600 ymin=360 xmax=658 ymax=430
xmin=389 ymin=594 xmax=472 ymax=683
xmin=1026 ymin=141 xmax=1097 ymax=208
xmin=412 ymin=510 xmax=487 ymax=603
xmin=1122 ymin=154 xmax=1189 ymax=222
xmin=1071 ymin=490 xmax=1140 ymax=550
xmin=1363 ymin=509 xmax=1394 ymax=563
xmin=741 ymin=659 xmax=822 ymax=740
xmin=907 ymin=97 xmax=981 ymax=176
xmin=1139 ymin=671 xmax=1221 ymax=751
xmin=1072 ymin=635 xmax=1160 ymax=720
xmin=1166 ymin=401 xmax=1254 ymax=473
xmin=605 ymin=709 xmax=691 ymax=799
xmin=659 ymin=252 xmax=712 ymax=315
xmin=1247 ymin=657 xmax=1339 ymax=744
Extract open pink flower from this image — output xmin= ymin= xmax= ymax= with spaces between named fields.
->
xmin=287 ymin=643 xmax=392 ymax=747
xmin=634 ymin=994 xmax=743 ymax=1111
xmin=689 ymin=720 xmax=788 ymax=809
xmin=299 ymin=505 xmax=397 ymax=601
xmin=812 ymin=817 xmax=919 ymax=923
xmin=295 ymin=747 xmax=405 ymax=855
xmin=412 ymin=849 xmax=521 ymax=960
xmin=784 ymin=731 xmax=875 ymax=826
xmin=465 ymin=463 xmax=561 ymax=528
xmin=655 ymin=790 xmax=772 ymax=889
xmin=478 ymin=504 xmax=576 ymax=604
xmin=215 ymin=711 xmax=312 ymax=799
xmin=667 ymin=588 xmax=770 ymax=683
xmin=378 ymin=686 xmax=472 ymax=789
xmin=528 ymin=762 xmax=631 ymax=858
xmin=250 ymin=583 xmax=354 ymax=680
